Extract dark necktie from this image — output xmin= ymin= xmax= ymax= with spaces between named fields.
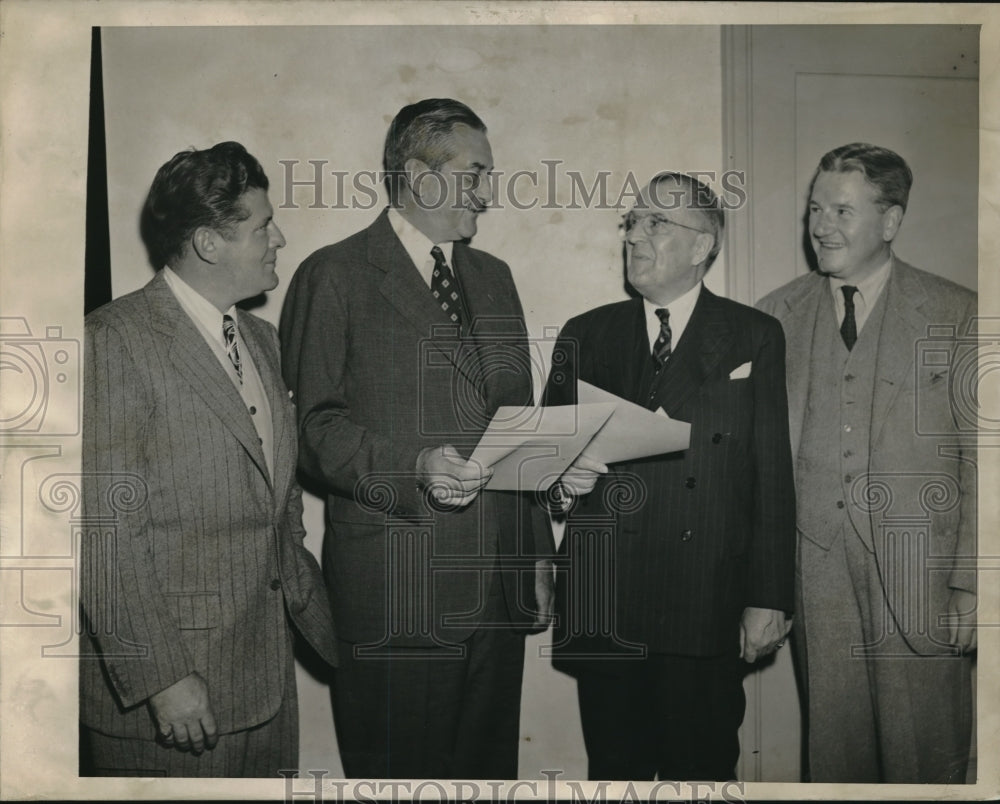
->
xmin=840 ymin=286 xmax=858 ymax=351
xmin=222 ymin=314 xmax=243 ymax=383
xmin=652 ymin=308 xmax=672 ymax=367
xmin=430 ymin=246 xmax=465 ymax=327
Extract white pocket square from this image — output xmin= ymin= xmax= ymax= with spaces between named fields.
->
xmin=729 ymin=362 xmax=752 ymax=380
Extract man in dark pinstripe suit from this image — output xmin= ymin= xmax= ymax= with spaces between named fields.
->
xmin=80 ymin=142 xmax=337 ymax=777
xmin=543 ymin=173 xmax=796 ymax=781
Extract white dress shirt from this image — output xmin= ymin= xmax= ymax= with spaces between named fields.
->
xmin=828 ymin=256 xmax=892 ymax=337
xmin=642 ymin=281 xmax=703 ymax=355
xmin=388 ymin=206 xmax=455 ymax=286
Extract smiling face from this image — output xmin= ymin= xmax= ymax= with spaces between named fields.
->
xmin=625 ymin=179 xmax=715 ymax=306
xmin=808 ymin=170 xmax=902 ymax=283
xmin=214 ymin=187 xmax=286 ymax=304
xmin=406 ymin=124 xmax=494 ymax=243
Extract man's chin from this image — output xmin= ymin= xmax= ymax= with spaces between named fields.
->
xmin=815 ymin=256 xmax=841 ymax=276
xmin=626 ymin=272 xmax=649 ymax=294
xmin=458 ymin=213 xmax=481 ymax=240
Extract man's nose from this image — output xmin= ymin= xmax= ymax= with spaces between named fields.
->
xmin=270 ymin=221 xmax=287 ymax=248
xmin=475 ymin=174 xmax=493 ymax=207
xmin=625 ymin=221 xmax=647 ymax=245
xmin=811 ymin=211 xmax=834 ymax=237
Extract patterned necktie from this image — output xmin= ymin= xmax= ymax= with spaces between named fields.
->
xmin=222 ymin=314 xmax=243 ymax=383
xmin=652 ymin=308 xmax=672 ymax=367
xmin=430 ymin=246 xmax=465 ymax=327
xmin=840 ymin=286 xmax=858 ymax=351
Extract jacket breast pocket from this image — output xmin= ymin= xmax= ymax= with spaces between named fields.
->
xmin=164 ymin=592 xmax=223 ymax=630
xmin=694 ymin=378 xmax=753 ymax=444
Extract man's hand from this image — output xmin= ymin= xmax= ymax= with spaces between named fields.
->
xmin=148 ymin=672 xmax=218 ymax=753
xmin=947 ymin=588 xmax=977 ymax=653
xmin=739 ymin=607 xmax=792 ymax=664
xmin=558 ymin=454 xmax=609 ymax=498
xmin=416 ymin=445 xmax=492 ymax=507
xmin=533 ymin=558 xmax=555 ymax=629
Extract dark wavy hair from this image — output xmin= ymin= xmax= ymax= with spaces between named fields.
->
xmin=382 ymin=98 xmax=486 ymax=205
xmin=140 ymin=141 xmax=269 ymax=269
xmin=810 ymin=142 xmax=913 ymax=212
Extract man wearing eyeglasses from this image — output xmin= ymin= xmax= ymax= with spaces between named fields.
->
xmin=543 ymin=172 xmax=796 ymax=781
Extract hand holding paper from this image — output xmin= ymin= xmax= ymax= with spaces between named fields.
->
xmin=416 ymin=444 xmax=492 ymax=506
xmin=559 ymin=453 xmax=609 ymax=497
xmin=467 ymin=381 xmax=690 ymax=492
xmin=469 ymin=403 xmax=616 ymax=492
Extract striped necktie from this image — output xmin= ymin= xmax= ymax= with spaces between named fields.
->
xmin=652 ymin=308 xmax=672 ymax=367
xmin=222 ymin=314 xmax=243 ymax=383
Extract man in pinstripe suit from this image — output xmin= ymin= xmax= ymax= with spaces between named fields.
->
xmin=80 ymin=142 xmax=337 ymax=777
xmin=543 ymin=173 xmax=796 ymax=781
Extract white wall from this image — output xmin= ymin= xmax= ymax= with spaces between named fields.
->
xmin=102 ymin=24 xmax=724 ymax=780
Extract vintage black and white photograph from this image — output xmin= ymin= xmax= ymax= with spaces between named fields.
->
xmin=1 ymin=2 xmax=997 ymax=801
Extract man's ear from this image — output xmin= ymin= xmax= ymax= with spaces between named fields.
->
xmin=882 ymin=205 xmax=904 ymax=242
xmin=191 ymin=226 xmax=220 ymax=264
xmin=404 ymin=157 xmax=437 ymax=203
xmin=692 ymin=231 xmax=715 ymax=267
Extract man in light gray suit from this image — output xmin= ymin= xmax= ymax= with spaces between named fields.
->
xmin=80 ymin=142 xmax=337 ymax=777
xmin=757 ymin=143 xmax=977 ymax=783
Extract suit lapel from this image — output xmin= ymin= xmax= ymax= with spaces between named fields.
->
xmin=453 ymin=242 xmax=508 ymax=324
xmin=145 ymin=273 xmax=271 ymax=486
xmin=369 ymin=211 xmax=483 ymax=391
xmin=371 ymin=210 xmax=454 ymax=335
xmin=775 ymin=274 xmax=825 ymax=458
xmin=240 ymin=318 xmax=290 ymax=500
xmin=454 ymin=244 xmax=533 ymax=408
xmin=871 ymin=259 xmax=926 ymax=447
xmin=652 ymin=287 xmax=735 ymax=416
xmin=617 ymin=298 xmax=651 ymax=403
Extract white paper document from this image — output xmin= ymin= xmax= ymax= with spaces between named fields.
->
xmin=469 ymin=402 xmax=616 ymax=491
xmin=468 ymin=381 xmax=691 ymax=491
xmin=576 ymin=380 xmax=691 ymax=464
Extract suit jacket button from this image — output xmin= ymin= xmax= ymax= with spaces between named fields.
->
xmin=712 ymin=433 xmax=723 ymax=444
xmin=681 ymin=529 xmax=693 ymax=541
xmin=685 ymin=476 xmax=696 ymax=489
xmin=270 ymin=578 xmax=281 ymax=591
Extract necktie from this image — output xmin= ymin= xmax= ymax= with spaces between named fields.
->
xmin=840 ymin=286 xmax=858 ymax=351
xmin=652 ymin=308 xmax=672 ymax=367
xmin=430 ymin=246 xmax=465 ymax=327
xmin=222 ymin=314 xmax=243 ymax=383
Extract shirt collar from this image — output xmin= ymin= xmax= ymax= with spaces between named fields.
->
xmin=828 ymin=254 xmax=893 ymax=306
xmin=642 ymin=280 xmax=702 ymax=324
xmin=642 ymin=281 xmax=702 ymax=349
xmin=163 ymin=266 xmax=238 ymax=346
xmin=387 ymin=206 xmax=454 ymax=272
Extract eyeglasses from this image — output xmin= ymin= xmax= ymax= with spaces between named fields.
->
xmin=621 ymin=211 xmax=710 ymax=237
